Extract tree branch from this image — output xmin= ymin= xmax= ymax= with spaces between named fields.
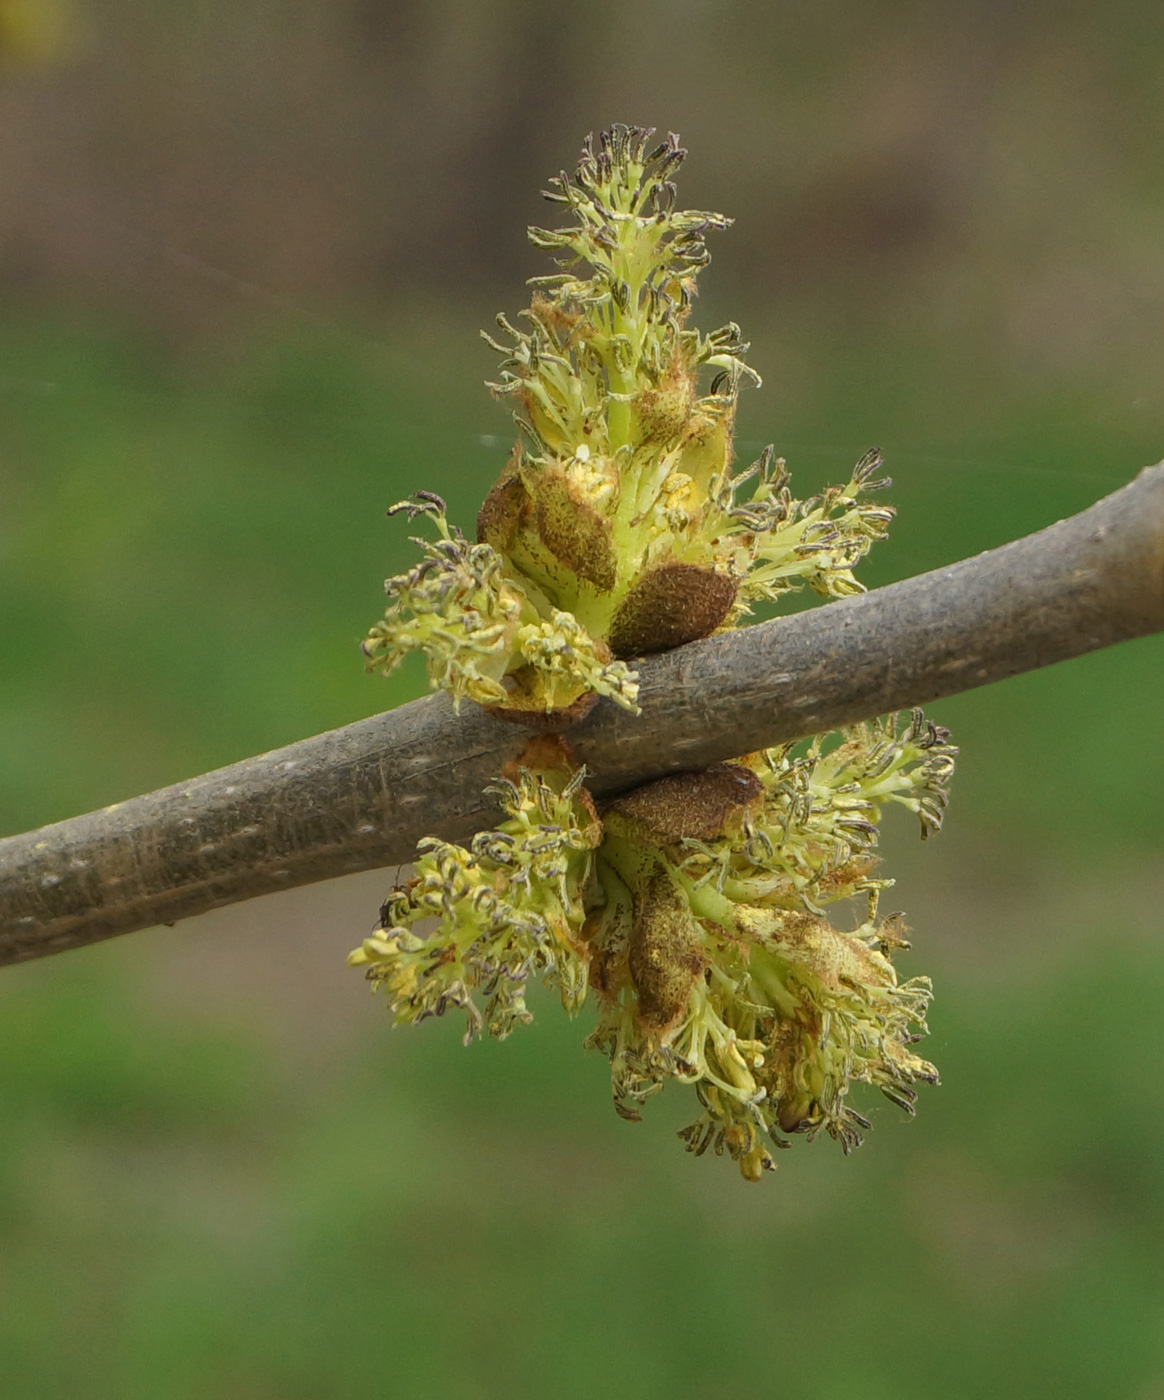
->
xmin=2 ymin=464 xmax=1162 ymax=967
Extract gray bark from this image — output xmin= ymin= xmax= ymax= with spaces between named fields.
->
xmin=2 ymin=463 xmax=1162 ymax=967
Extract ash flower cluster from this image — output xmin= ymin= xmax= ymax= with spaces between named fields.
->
xmin=349 ymin=757 xmax=600 ymax=1040
xmin=586 ymin=710 xmax=955 ymax=1180
xmin=353 ymin=125 xmax=957 ymax=1180
xmin=365 ymin=124 xmax=894 ymax=720
xmin=361 ymin=491 xmax=639 ymax=712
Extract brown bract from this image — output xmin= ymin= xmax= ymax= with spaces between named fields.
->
xmin=498 ymin=732 xmax=578 ymax=780
xmin=485 ymin=688 xmax=601 ymax=731
xmin=627 ymin=871 xmax=708 ymax=1032
xmin=763 ymin=908 xmax=884 ymax=991
xmin=608 ymin=561 xmax=738 ymax=657
xmin=767 ymin=1016 xmax=827 ymax=1134
xmin=476 ymin=462 xmax=526 ymax=552
xmin=500 ymin=733 xmax=603 ymax=847
xmin=529 ymin=465 xmax=618 ymax=591
xmin=605 ymin=761 xmax=764 ymax=845
xmin=631 ymin=355 xmax=696 ymax=448
xmin=586 ymin=936 xmax=624 ymax=1002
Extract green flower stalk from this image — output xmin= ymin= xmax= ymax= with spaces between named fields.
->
xmin=353 ymin=125 xmax=957 ymax=1180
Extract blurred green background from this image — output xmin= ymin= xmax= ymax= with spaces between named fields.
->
xmin=1 ymin=2 xmax=1163 ymax=1396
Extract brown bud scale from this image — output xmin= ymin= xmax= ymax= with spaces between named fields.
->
xmin=607 ymin=762 xmax=763 ymax=844
xmin=628 ymin=871 xmax=708 ymax=1032
xmin=608 ymin=561 xmax=737 ymax=657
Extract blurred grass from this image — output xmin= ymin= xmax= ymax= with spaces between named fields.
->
xmin=1 ymin=906 xmax=1163 ymax=1400
xmin=1 ymin=313 xmax=1162 ymax=1398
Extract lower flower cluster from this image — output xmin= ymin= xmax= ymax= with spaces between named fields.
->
xmin=348 ymin=756 xmax=600 ymax=1040
xmin=349 ymin=712 xmax=955 ymax=1181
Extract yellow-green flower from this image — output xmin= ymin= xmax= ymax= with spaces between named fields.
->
xmin=586 ymin=710 xmax=954 ymax=1180
xmin=352 ymin=125 xmax=957 ymax=1181
xmin=349 ymin=755 xmax=601 ymax=1041
xmin=365 ymin=125 xmax=894 ymax=720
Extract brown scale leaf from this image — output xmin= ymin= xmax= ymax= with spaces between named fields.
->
xmin=476 ymin=458 xmax=529 ymax=551
xmin=529 ymin=465 xmax=618 ymax=591
xmin=632 ymin=356 xmax=696 ymax=449
xmin=585 ymin=934 xmax=626 ymax=1002
xmin=608 ymin=561 xmax=737 ymax=657
xmin=628 ymin=871 xmax=708 ymax=1033
xmin=606 ymin=762 xmax=764 ymax=845
xmin=485 ymin=688 xmax=601 ymax=731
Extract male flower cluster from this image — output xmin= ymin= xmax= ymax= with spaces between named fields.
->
xmin=352 ymin=125 xmax=956 ymax=1180
xmin=362 ymin=125 xmax=894 ymax=721
xmin=350 ymin=751 xmax=600 ymax=1040
xmin=586 ymin=710 xmax=955 ymax=1179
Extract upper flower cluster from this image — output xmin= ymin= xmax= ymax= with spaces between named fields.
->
xmin=364 ymin=124 xmax=894 ymax=720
